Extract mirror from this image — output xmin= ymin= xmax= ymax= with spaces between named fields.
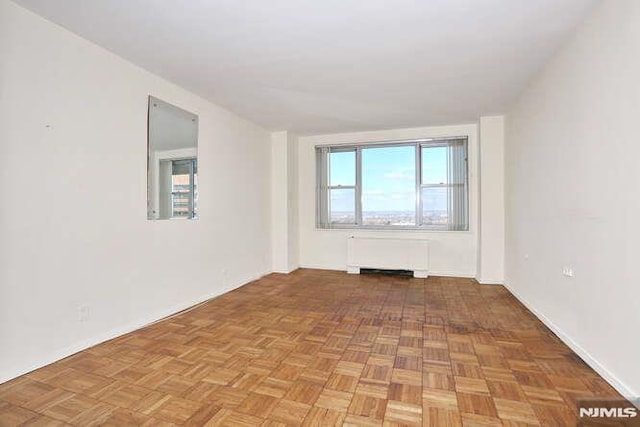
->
xmin=147 ymin=96 xmax=198 ymax=220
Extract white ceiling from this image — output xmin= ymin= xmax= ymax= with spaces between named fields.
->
xmin=16 ymin=0 xmax=598 ymax=135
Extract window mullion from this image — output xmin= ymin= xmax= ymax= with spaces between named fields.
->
xmin=189 ymin=159 xmax=195 ymax=219
xmin=327 ymin=149 xmax=331 ymax=227
xmin=415 ymin=143 xmax=422 ymax=227
xmin=355 ymin=147 xmax=363 ymax=226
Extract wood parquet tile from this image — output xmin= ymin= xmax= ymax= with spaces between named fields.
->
xmin=0 ymin=269 xmax=631 ymax=426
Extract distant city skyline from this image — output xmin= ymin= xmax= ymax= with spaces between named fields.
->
xmin=330 ymin=209 xmax=449 ymax=226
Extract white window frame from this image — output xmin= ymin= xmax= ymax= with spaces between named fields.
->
xmin=168 ymin=157 xmax=197 ymax=220
xmin=316 ymin=137 xmax=469 ymax=231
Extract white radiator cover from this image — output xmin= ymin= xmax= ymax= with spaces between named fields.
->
xmin=346 ymin=236 xmax=429 ymax=278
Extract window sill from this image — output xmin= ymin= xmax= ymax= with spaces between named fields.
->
xmin=315 ymin=226 xmax=471 ymax=234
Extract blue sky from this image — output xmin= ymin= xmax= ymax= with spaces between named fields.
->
xmin=329 ymin=146 xmax=448 ymax=213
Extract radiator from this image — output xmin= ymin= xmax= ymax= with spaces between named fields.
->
xmin=346 ymin=236 xmax=429 ymax=278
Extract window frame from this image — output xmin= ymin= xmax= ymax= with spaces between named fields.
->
xmin=157 ymin=156 xmax=198 ymax=220
xmin=327 ymin=147 xmax=359 ymax=225
xmin=165 ymin=157 xmax=198 ymax=220
xmin=316 ymin=137 xmax=469 ymax=231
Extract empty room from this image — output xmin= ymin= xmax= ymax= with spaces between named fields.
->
xmin=1 ymin=0 xmax=638 ymax=425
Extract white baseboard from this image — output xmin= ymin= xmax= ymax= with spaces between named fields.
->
xmin=428 ymin=270 xmax=476 ymax=279
xmin=0 ymin=270 xmax=271 ymax=384
xmin=271 ymin=267 xmax=299 ymax=274
xmin=298 ymin=264 xmax=344 ymax=271
xmin=503 ymin=282 xmax=637 ymax=402
xmin=476 ymin=277 xmax=504 ymax=285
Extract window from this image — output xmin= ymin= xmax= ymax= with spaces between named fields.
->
xmin=316 ymin=138 xmax=468 ymax=230
xmin=160 ymin=158 xmax=198 ymax=219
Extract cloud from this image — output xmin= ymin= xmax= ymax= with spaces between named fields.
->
xmin=380 ymin=166 xmax=415 ymax=181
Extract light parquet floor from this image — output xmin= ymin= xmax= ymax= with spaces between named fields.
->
xmin=0 ymin=269 xmax=627 ymax=426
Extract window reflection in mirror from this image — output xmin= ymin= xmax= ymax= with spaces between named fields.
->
xmin=147 ymin=96 xmax=198 ymax=220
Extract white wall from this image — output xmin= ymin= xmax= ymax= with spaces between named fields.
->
xmin=297 ymin=124 xmax=480 ymax=277
xmin=286 ymin=133 xmax=300 ymax=270
xmin=478 ymin=116 xmax=505 ymax=284
xmin=270 ymin=131 xmax=299 ymax=273
xmin=271 ymin=132 xmax=288 ymax=271
xmin=0 ymin=0 xmax=271 ymax=382
xmin=505 ymin=0 xmax=640 ymax=397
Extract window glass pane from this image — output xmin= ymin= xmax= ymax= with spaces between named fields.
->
xmin=172 ymin=165 xmax=191 ymax=218
xmin=330 ymin=150 xmax=355 ymax=186
xmin=362 ymin=145 xmax=416 ymax=226
xmin=171 ymin=159 xmax=196 ymax=219
xmin=421 ymin=146 xmax=447 ymax=185
xmin=422 ymin=187 xmax=448 ymax=226
xmin=330 ymin=188 xmax=355 ymax=224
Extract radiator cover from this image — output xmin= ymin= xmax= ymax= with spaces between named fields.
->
xmin=346 ymin=236 xmax=429 ymax=278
